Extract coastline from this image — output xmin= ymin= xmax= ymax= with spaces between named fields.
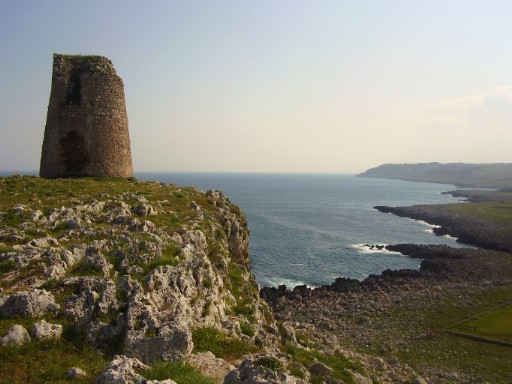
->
xmin=261 ymin=186 xmax=512 ymax=382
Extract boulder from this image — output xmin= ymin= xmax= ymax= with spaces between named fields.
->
xmin=224 ymin=358 xmax=307 ymax=384
xmin=123 ymin=321 xmax=193 ymax=364
xmin=94 ymin=355 xmax=177 ymax=384
xmin=1 ymin=324 xmax=31 ymax=346
xmin=309 ymin=361 xmax=333 ymax=377
xmin=67 ymin=367 xmax=87 ymax=379
xmin=188 ymin=351 xmax=236 ymax=381
xmin=0 ymin=289 xmax=60 ymax=318
xmin=32 ymin=319 xmax=63 ymax=340
xmin=133 ymin=203 xmax=157 ymax=217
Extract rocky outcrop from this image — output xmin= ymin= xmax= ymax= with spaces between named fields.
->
xmin=94 ymin=355 xmax=176 ymax=384
xmin=224 ymin=357 xmax=307 ymax=384
xmin=0 ymin=177 xmax=283 ymax=382
xmin=0 ymin=289 xmax=59 ymax=318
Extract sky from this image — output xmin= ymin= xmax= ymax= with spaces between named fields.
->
xmin=1 ymin=1 xmax=512 ymax=174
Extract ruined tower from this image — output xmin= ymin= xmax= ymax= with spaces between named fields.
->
xmin=40 ymin=54 xmax=133 ymax=178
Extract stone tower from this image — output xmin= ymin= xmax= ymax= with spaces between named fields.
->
xmin=40 ymin=54 xmax=133 ymax=178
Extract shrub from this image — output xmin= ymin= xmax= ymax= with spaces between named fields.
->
xmin=240 ymin=322 xmax=255 ymax=337
xmin=192 ymin=327 xmax=257 ymax=360
xmin=144 ymin=361 xmax=216 ymax=384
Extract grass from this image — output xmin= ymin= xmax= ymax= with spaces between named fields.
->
xmin=143 ymin=361 xmax=216 ymax=384
xmin=284 ymin=343 xmax=363 ymax=384
xmin=447 ymin=201 xmax=512 ymax=228
xmin=192 ymin=327 xmax=258 ymax=361
xmin=454 ymin=303 xmax=512 ymax=342
xmin=0 ymin=259 xmax=16 ymax=274
xmin=227 ymin=262 xmax=259 ymax=323
xmin=0 ymin=338 xmax=109 ymax=384
xmin=254 ymin=355 xmax=283 ymax=371
xmin=356 ymin=285 xmax=512 ymax=383
xmin=240 ymin=322 xmax=255 ymax=337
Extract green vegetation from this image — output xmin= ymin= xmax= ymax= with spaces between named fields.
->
xmin=446 ymin=200 xmax=512 ymax=228
xmin=143 ymin=361 xmax=216 ymax=384
xmin=192 ymin=327 xmax=258 ymax=361
xmin=358 ymin=162 xmax=512 ymax=188
xmin=254 ymin=355 xmax=283 ymax=371
xmin=0 ymin=259 xmax=16 ymax=274
xmin=454 ymin=303 xmax=512 ymax=342
xmin=285 ymin=343 xmax=363 ymax=384
xmin=227 ymin=262 xmax=259 ymax=323
xmin=0 ymin=337 xmax=109 ymax=384
xmin=356 ymin=286 xmax=512 ymax=383
xmin=240 ymin=322 xmax=255 ymax=337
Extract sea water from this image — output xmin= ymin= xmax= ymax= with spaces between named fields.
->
xmin=137 ymin=173 xmax=468 ymax=287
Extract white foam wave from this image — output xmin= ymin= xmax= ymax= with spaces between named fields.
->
xmin=261 ymin=276 xmax=317 ymax=289
xmin=351 ymin=244 xmax=401 ymax=255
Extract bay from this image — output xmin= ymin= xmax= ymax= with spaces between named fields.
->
xmin=136 ymin=172 xmax=469 ymax=288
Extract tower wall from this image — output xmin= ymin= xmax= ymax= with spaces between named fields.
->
xmin=40 ymin=54 xmax=133 ymax=178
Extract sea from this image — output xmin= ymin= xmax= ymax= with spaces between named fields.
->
xmin=136 ymin=172 xmax=470 ymax=288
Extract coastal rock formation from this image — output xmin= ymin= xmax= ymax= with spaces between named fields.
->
xmin=375 ymin=204 xmax=512 ymax=251
xmin=40 ymin=54 xmax=133 ymax=178
xmin=261 ymin=243 xmax=512 ymax=383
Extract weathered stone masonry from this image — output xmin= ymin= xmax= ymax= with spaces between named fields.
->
xmin=40 ymin=54 xmax=133 ymax=178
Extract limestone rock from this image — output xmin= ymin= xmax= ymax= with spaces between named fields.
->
xmin=60 ymin=277 xmax=119 ymax=328
xmin=133 ymin=203 xmax=158 ymax=217
xmin=1 ymin=324 xmax=31 ymax=346
xmin=94 ymin=355 xmax=177 ymax=384
xmin=123 ymin=316 xmax=193 ymax=364
xmin=188 ymin=351 xmax=236 ymax=382
xmin=0 ymin=289 xmax=59 ymax=318
xmin=309 ymin=361 xmax=333 ymax=377
xmin=350 ymin=370 xmax=373 ymax=384
xmin=32 ymin=319 xmax=63 ymax=340
xmin=224 ymin=358 xmax=307 ymax=384
xmin=67 ymin=367 xmax=87 ymax=379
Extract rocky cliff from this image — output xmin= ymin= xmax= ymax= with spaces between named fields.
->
xmin=0 ymin=176 xmax=281 ymax=382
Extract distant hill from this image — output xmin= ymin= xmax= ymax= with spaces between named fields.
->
xmin=357 ymin=162 xmax=512 ymax=189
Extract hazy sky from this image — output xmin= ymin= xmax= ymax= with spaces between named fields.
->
xmin=1 ymin=1 xmax=512 ymax=173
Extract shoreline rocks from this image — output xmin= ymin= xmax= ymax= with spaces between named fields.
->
xmin=374 ymin=204 xmax=512 ymax=252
